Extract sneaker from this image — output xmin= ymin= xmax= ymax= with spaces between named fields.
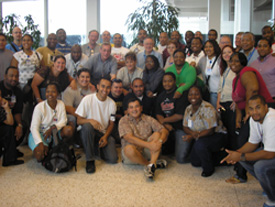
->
xmin=264 ymin=199 xmax=275 ymax=207
xmin=156 ymin=159 xmax=167 ymax=169
xmin=144 ymin=163 xmax=155 ymax=179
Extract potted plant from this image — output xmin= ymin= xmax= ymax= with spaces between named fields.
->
xmin=0 ymin=13 xmax=41 ymax=49
xmin=125 ymin=0 xmax=180 ymax=46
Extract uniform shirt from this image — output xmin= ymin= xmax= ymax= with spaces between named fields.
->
xmin=65 ymin=53 xmax=89 ymax=78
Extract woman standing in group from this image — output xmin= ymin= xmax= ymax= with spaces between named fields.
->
xmin=31 ymin=55 xmax=74 ymax=103
xmin=10 ymin=34 xmax=43 ymax=89
xmin=164 ymin=40 xmax=177 ymax=70
xmin=197 ymin=40 xmax=221 ymax=108
xmin=142 ymin=55 xmax=165 ymax=97
xmin=216 ymin=45 xmax=236 ymax=150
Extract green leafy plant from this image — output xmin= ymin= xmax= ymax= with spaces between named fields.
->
xmin=0 ymin=14 xmax=41 ymax=49
xmin=125 ymin=0 xmax=179 ymax=46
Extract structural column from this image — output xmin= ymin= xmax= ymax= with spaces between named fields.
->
xmin=208 ymin=0 xmax=221 ymax=38
xmin=86 ymin=0 xmax=100 ymax=36
xmin=234 ymin=0 xmax=252 ymax=34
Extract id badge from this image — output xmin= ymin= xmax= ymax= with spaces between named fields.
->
xmin=206 ymin=67 xmax=212 ymax=76
xmin=11 ymin=95 xmax=16 ymax=103
xmin=188 ymin=119 xmax=193 ymax=128
xmin=26 ymin=59 xmax=31 ymax=66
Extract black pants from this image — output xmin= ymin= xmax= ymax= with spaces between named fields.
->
xmin=0 ymin=125 xmax=17 ymax=164
xmin=190 ymin=132 xmax=226 ymax=173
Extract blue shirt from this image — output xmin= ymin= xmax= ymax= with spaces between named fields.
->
xmin=56 ymin=42 xmax=72 ymax=55
xmin=5 ymin=42 xmax=22 ymax=53
xmin=136 ymin=50 xmax=163 ymax=69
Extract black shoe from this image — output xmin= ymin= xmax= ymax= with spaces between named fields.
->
xmin=2 ymin=159 xmax=24 ymax=167
xmin=86 ymin=161 xmax=96 ymax=174
xmin=201 ymin=170 xmax=214 ymax=177
xmin=16 ymin=149 xmax=24 ymax=158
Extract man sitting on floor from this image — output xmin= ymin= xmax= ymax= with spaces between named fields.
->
xmin=119 ymin=97 xmax=168 ymax=179
xmin=221 ymin=95 xmax=275 ymax=207
xmin=75 ymin=76 xmax=118 ymax=173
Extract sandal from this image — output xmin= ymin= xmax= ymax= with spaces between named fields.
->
xmin=225 ymin=175 xmax=247 ymax=184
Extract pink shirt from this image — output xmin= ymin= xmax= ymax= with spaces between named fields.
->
xmin=232 ymin=66 xmax=274 ymax=110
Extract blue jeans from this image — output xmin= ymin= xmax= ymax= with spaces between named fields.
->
xmin=175 ymin=130 xmax=193 ymax=163
xmin=240 ymin=149 xmax=275 ymax=202
xmin=210 ymin=92 xmax=217 ymax=109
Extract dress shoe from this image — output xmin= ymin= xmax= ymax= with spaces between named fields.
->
xmin=86 ymin=161 xmax=96 ymax=174
xmin=2 ymin=159 xmax=24 ymax=167
xmin=16 ymin=149 xmax=24 ymax=158
xmin=201 ymin=170 xmax=214 ymax=177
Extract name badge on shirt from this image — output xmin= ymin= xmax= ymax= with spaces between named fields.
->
xmin=206 ymin=67 xmax=212 ymax=76
xmin=11 ymin=95 xmax=16 ymax=103
xmin=188 ymin=119 xmax=193 ymax=128
xmin=110 ymin=114 xmax=116 ymax=122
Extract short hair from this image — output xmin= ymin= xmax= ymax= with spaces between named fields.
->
xmin=56 ymin=28 xmax=65 ymax=34
xmin=144 ymin=37 xmax=154 ymax=43
xmin=100 ymin=42 xmax=111 ymax=49
xmin=22 ymin=34 xmax=33 ymax=42
xmin=242 ymin=32 xmax=255 ymax=41
xmin=167 ymin=40 xmax=178 ymax=47
xmin=188 ymin=84 xmax=203 ymax=97
xmin=46 ymin=82 xmax=61 ymax=94
xmin=173 ymin=49 xmax=186 ymax=57
xmin=262 ymin=25 xmax=272 ymax=33
xmin=98 ymin=75 xmax=112 ymax=84
xmin=54 ymin=55 xmax=66 ymax=63
xmin=0 ymin=33 xmax=7 ymax=40
xmin=127 ymin=97 xmax=142 ymax=109
xmin=88 ymin=30 xmax=99 ymax=36
xmin=113 ymin=33 xmax=122 ymax=38
xmin=204 ymin=40 xmax=221 ymax=57
xmin=236 ymin=32 xmax=244 ymax=36
xmin=125 ymin=51 xmax=137 ymax=61
xmin=164 ymin=72 xmax=176 ymax=81
xmin=76 ymin=68 xmax=90 ymax=77
xmin=191 ymin=37 xmax=203 ymax=45
xmin=5 ymin=66 xmax=18 ymax=75
xmin=132 ymin=77 xmax=143 ymax=86
xmin=111 ymin=78 xmax=122 ymax=86
xmin=249 ymin=94 xmax=267 ymax=105
xmin=258 ymin=38 xmax=272 ymax=48
xmin=230 ymin=52 xmax=248 ymax=67
xmin=208 ymin=29 xmax=218 ymax=36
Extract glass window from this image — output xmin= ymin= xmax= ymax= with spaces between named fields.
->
xmin=48 ymin=0 xmax=86 ymax=45
xmin=2 ymin=0 xmax=44 ymax=45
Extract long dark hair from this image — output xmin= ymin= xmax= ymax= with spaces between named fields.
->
xmin=220 ymin=45 xmax=235 ymax=75
xmin=204 ymin=40 xmax=221 ymax=57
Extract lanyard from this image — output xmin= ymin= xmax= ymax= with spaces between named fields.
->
xmin=247 ymin=48 xmax=256 ymax=63
xmin=222 ymin=67 xmax=231 ymax=89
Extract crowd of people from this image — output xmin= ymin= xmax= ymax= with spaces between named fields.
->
xmin=0 ymin=25 xmax=275 ymax=207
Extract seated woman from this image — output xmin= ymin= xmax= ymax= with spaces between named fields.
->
xmin=28 ymin=83 xmax=74 ymax=162
xmin=142 ymin=55 xmax=165 ymax=98
xmin=116 ymin=52 xmax=143 ymax=94
xmin=164 ymin=40 xmax=177 ymax=70
xmin=182 ymin=85 xmax=227 ymax=177
xmin=31 ymin=55 xmax=74 ymax=103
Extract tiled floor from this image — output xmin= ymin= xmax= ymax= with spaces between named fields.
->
xmin=0 ymin=146 xmax=265 ymax=207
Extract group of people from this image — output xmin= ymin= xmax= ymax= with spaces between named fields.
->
xmin=1 ymin=24 xmax=275 ymax=207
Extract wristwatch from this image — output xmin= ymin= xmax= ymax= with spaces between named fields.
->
xmin=240 ymin=153 xmax=246 ymax=161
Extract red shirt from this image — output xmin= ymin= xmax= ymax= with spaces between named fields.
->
xmin=232 ymin=66 xmax=274 ymax=110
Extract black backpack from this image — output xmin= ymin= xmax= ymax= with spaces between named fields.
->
xmin=42 ymin=128 xmax=77 ymax=173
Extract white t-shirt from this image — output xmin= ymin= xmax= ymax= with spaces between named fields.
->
xmin=65 ymin=53 xmax=89 ymax=78
xmin=249 ymin=108 xmax=275 ymax=152
xmin=157 ymin=44 xmax=166 ymax=54
xmin=205 ymin=56 xmax=221 ymax=93
xmin=13 ymin=50 xmax=42 ymax=88
xmin=75 ymin=93 xmax=116 ymax=132
xmin=272 ymin=43 xmax=275 ymax=54
xmin=111 ymin=47 xmax=130 ymax=62
xmin=130 ymin=43 xmax=144 ymax=54
xmin=30 ymin=100 xmax=67 ymax=145
xmin=186 ymin=51 xmax=204 ymax=66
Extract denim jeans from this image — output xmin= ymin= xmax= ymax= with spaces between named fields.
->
xmin=175 ymin=130 xmax=193 ymax=163
xmin=240 ymin=149 xmax=275 ymax=202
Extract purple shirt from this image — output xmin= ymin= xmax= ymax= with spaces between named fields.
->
xmin=250 ymin=54 xmax=275 ymax=97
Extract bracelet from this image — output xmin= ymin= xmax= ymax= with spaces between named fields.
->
xmin=5 ymin=110 xmax=11 ymax=114
xmin=18 ymin=123 xmax=23 ymax=128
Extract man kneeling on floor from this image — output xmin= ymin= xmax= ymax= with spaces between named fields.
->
xmin=221 ymin=95 xmax=275 ymax=207
xmin=119 ymin=97 xmax=169 ymax=179
xmin=76 ymin=76 xmax=118 ymax=173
